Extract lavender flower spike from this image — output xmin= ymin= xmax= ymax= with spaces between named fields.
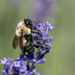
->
xmin=1 ymin=21 xmax=54 ymax=75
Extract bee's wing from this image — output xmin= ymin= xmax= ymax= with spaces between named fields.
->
xmin=12 ymin=35 xmax=19 ymax=49
xmin=32 ymin=20 xmax=39 ymax=27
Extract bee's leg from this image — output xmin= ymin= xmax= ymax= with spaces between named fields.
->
xmin=31 ymin=30 xmax=39 ymax=34
xmin=33 ymin=44 xmax=46 ymax=48
xmin=20 ymin=43 xmax=26 ymax=56
xmin=32 ymin=37 xmax=43 ymax=41
xmin=32 ymin=36 xmax=48 ymax=44
xmin=23 ymin=47 xmax=27 ymax=55
xmin=20 ymin=44 xmax=25 ymax=56
xmin=21 ymin=48 xmax=25 ymax=56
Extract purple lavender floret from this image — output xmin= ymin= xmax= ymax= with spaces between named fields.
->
xmin=1 ymin=22 xmax=54 ymax=75
xmin=37 ymin=58 xmax=46 ymax=64
xmin=1 ymin=57 xmax=27 ymax=75
xmin=28 ymin=69 xmax=40 ymax=75
xmin=2 ymin=70 xmax=8 ymax=75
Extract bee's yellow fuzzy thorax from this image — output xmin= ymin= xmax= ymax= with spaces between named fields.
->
xmin=15 ymin=21 xmax=31 ymax=37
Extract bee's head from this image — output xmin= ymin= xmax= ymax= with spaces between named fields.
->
xmin=24 ymin=19 xmax=32 ymax=28
xmin=15 ymin=21 xmax=25 ymax=37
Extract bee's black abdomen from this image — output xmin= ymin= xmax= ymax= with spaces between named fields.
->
xmin=28 ymin=48 xmax=35 ymax=54
xmin=24 ymin=44 xmax=35 ymax=54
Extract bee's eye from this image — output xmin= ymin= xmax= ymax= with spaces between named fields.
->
xmin=26 ymin=21 xmax=29 ymax=24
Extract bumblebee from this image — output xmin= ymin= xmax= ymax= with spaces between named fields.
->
xmin=12 ymin=19 xmax=44 ymax=55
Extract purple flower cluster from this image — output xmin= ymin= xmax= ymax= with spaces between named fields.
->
xmin=1 ymin=56 xmax=28 ymax=75
xmin=1 ymin=22 xmax=54 ymax=75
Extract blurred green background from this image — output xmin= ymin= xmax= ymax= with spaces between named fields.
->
xmin=0 ymin=0 xmax=75 ymax=75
